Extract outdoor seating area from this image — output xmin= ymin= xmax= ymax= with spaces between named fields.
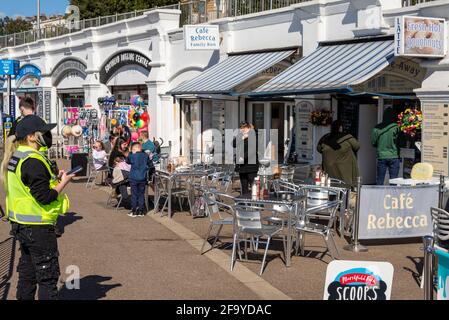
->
xmin=134 ymin=159 xmax=354 ymax=275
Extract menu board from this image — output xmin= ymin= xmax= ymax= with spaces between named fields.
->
xmin=338 ymin=100 xmax=359 ymax=139
xmin=295 ymin=101 xmax=314 ymax=160
xmin=422 ymin=102 xmax=449 ymax=176
xmin=211 ymin=100 xmax=225 ymax=134
xmin=37 ymin=90 xmax=44 ymax=119
xmin=44 ymin=91 xmax=51 ymax=123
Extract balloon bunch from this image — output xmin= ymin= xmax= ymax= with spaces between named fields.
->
xmin=128 ymin=108 xmax=150 ymax=130
xmin=128 ymin=95 xmax=150 ymax=142
xmin=130 ymin=95 xmax=144 ymax=108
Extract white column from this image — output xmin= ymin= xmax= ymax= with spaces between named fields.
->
xmin=82 ymin=70 xmax=110 ymax=114
xmin=146 ymin=80 xmax=180 ymax=155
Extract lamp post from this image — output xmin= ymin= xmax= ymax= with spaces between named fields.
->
xmin=37 ymin=0 xmax=40 ymax=38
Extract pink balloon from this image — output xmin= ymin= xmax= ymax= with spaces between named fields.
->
xmin=131 ymin=132 xmax=139 ymax=141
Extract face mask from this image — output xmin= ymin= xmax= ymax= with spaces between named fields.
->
xmin=43 ymin=131 xmax=53 ymax=147
xmin=35 ymin=131 xmax=52 ymax=147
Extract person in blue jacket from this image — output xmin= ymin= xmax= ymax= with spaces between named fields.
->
xmin=126 ymin=142 xmax=153 ymax=217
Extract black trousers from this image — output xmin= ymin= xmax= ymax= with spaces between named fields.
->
xmin=239 ymin=172 xmax=258 ymax=195
xmin=11 ymin=223 xmax=60 ymax=300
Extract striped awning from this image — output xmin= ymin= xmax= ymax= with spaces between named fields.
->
xmin=250 ymin=39 xmax=394 ymax=96
xmin=168 ymin=50 xmax=295 ymax=95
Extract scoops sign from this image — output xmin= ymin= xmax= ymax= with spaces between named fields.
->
xmin=184 ymin=25 xmax=219 ymax=50
xmin=324 ymin=261 xmax=394 ymax=300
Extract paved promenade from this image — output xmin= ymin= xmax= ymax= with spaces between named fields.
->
xmin=0 ymin=163 xmax=425 ymax=300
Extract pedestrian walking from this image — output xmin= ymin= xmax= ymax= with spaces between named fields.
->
xmin=1 ymin=115 xmax=73 ymax=300
xmin=8 ymin=97 xmax=36 ymax=137
xmin=371 ymin=107 xmax=401 ymax=185
xmin=233 ymin=122 xmax=259 ymax=195
xmin=317 ymin=120 xmax=360 ymax=187
xmin=126 ymin=142 xmax=153 ymax=217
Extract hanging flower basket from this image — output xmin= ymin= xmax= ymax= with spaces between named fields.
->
xmin=397 ymin=108 xmax=422 ymax=137
xmin=310 ymin=110 xmax=333 ymax=126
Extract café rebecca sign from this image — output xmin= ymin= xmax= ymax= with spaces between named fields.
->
xmin=358 ymin=185 xmax=438 ymax=240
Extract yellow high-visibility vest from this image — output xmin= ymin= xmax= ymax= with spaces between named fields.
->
xmin=6 ymin=145 xmax=70 ymax=225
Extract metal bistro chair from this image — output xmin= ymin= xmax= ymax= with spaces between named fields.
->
xmin=431 ymin=207 xmax=449 ymax=250
xmin=105 ymin=179 xmax=130 ymax=211
xmin=160 ymin=145 xmax=172 ymax=158
xmin=85 ymin=156 xmax=110 ymax=189
xmin=295 ymin=199 xmax=342 ymax=260
xmin=272 ymin=179 xmax=302 ymax=195
xmin=200 ymin=190 xmax=235 ymax=254
xmin=208 ymin=169 xmax=234 ymax=193
xmin=231 ymin=205 xmax=287 ymax=275
xmin=420 ymin=207 xmax=449 ymax=289
xmin=154 ymin=171 xmax=191 ymax=216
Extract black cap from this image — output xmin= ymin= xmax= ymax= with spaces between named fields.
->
xmin=15 ymin=115 xmax=56 ymax=139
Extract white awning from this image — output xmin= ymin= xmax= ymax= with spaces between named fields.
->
xmin=168 ymin=50 xmax=294 ymax=95
xmin=250 ymin=38 xmax=394 ymax=96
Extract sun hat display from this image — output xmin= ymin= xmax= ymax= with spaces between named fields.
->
xmin=62 ymin=126 xmax=73 ymax=137
xmin=71 ymin=125 xmax=83 ymax=137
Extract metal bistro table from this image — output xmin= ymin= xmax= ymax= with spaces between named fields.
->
xmin=234 ymin=193 xmax=306 ymax=267
xmin=155 ymin=168 xmax=213 ymax=218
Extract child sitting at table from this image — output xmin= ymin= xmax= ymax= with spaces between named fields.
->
xmin=126 ymin=142 xmax=153 ymax=217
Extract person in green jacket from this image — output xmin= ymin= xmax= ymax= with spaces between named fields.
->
xmin=317 ymin=120 xmax=360 ymax=188
xmin=371 ymin=107 xmax=400 ymax=185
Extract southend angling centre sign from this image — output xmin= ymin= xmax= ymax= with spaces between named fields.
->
xmin=100 ymin=51 xmax=151 ymax=84
xmin=184 ymin=25 xmax=219 ymax=50
xmin=395 ymin=16 xmax=447 ymax=58
xmin=358 ymin=185 xmax=438 ymax=239
xmin=323 ymin=261 xmax=394 ymax=300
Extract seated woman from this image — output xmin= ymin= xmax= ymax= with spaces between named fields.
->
xmin=108 ymin=137 xmax=129 ymax=178
xmin=112 ymin=156 xmax=131 ymax=209
xmin=92 ymin=141 xmax=108 ymax=170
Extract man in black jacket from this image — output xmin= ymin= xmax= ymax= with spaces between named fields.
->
xmin=8 ymin=97 xmax=36 ymax=137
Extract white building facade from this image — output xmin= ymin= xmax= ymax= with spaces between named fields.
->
xmin=1 ymin=0 xmax=449 ymax=180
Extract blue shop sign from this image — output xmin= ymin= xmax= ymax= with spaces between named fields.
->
xmin=15 ymin=64 xmax=41 ymax=83
xmin=0 ymin=60 xmax=20 ymax=76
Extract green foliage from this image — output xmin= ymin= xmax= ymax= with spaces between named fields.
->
xmin=70 ymin=0 xmax=179 ymax=20
xmin=0 ymin=17 xmax=33 ymax=35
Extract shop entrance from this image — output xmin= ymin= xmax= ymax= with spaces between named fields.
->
xmin=271 ymin=102 xmax=285 ymax=161
xmin=180 ymin=99 xmax=200 ymax=161
xmin=338 ymin=97 xmax=378 ymax=184
xmin=381 ymin=97 xmax=421 ymax=179
xmin=111 ymin=85 xmax=148 ymax=106
xmin=248 ymin=101 xmax=292 ymax=163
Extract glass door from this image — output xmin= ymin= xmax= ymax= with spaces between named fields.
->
xmin=271 ymin=102 xmax=285 ymax=162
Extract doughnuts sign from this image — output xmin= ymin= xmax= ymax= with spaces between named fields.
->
xmin=395 ymin=16 xmax=447 ymax=58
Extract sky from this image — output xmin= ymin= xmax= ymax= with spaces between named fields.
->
xmin=0 ymin=0 xmax=70 ymax=18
